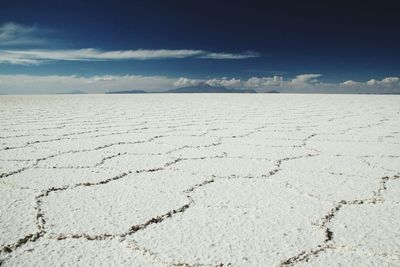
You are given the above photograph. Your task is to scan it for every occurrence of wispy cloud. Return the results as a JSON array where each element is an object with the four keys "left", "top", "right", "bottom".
[
  {"left": 0, "top": 48, "right": 260, "bottom": 65},
  {"left": 200, "top": 51, "right": 259, "bottom": 59},
  {"left": 0, "top": 22, "right": 48, "bottom": 46},
  {"left": 0, "top": 22, "right": 260, "bottom": 64},
  {"left": 0, "top": 49, "right": 202, "bottom": 64}
]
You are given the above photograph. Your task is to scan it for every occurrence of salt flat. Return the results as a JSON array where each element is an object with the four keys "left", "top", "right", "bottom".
[{"left": 0, "top": 94, "right": 399, "bottom": 267}]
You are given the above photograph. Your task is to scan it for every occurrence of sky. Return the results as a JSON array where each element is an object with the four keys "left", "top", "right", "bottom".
[{"left": 0, "top": 0, "right": 399, "bottom": 94}]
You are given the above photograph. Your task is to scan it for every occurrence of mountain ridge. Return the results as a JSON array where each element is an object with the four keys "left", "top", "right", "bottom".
[{"left": 106, "top": 83, "right": 259, "bottom": 94}]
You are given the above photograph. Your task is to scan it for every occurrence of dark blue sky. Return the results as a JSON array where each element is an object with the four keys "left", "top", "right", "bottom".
[{"left": 1, "top": 0, "right": 400, "bottom": 93}]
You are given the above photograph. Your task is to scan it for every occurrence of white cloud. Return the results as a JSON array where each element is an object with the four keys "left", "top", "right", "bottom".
[
  {"left": 341, "top": 80, "right": 362, "bottom": 86},
  {"left": 290, "top": 74, "right": 322, "bottom": 86},
  {"left": 0, "top": 48, "right": 261, "bottom": 65},
  {"left": 244, "top": 76, "right": 284, "bottom": 88},
  {"left": 0, "top": 22, "right": 47, "bottom": 46},
  {"left": 83, "top": 75, "right": 118, "bottom": 84},
  {"left": 366, "top": 77, "right": 400, "bottom": 87},
  {"left": 0, "top": 52, "right": 41, "bottom": 65},
  {"left": 364, "top": 77, "right": 400, "bottom": 88},
  {"left": 201, "top": 51, "right": 259, "bottom": 59},
  {"left": 207, "top": 74, "right": 400, "bottom": 93},
  {"left": 240, "top": 74, "right": 325, "bottom": 91},
  {"left": 173, "top": 77, "right": 243, "bottom": 88},
  {"left": 206, "top": 78, "right": 242, "bottom": 87},
  {"left": 0, "top": 74, "right": 177, "bottom": 94},
  {"left": 381, "top": 77, "right": 399, "bottom": 85},
  {"left": 170, "top": 74, "right": 325, "bottom": 92},
  {"left": 173, "top": 77, "right": 201, "bottom": 87},
  {"left": 366, "top": 79, "right": 378, "bottom": 86},
  {"left": 340, "top": 77, "right": 400, "bottom": 93},
  {"left": 1, "top": 73, "right": 399, "bottom": 94},
  {"left": 0, "top": 49, "right": 203, "bottom": 64},
  {"left": 0, "top": 22, "right": 260, "bottom": 64},
  {"left": 171, "top": 74, "right": 324, "bottom": 91}
]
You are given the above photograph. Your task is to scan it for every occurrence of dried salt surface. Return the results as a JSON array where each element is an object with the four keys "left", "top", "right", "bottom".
[
  {"left": 0, "top": 188, "right": 37, "bottom": 247},
  {"left": 42, "top": 171, "right": 203, "bottom": 236},
  {"left": 212, "top": 143, "right": 313, "bottom": 159},
  {"left": 384, "top": 179, "right": 400, "bottom": 204},
  {"left": 308, "top": 139, "right": 400, "bottom": 157},
  {"left": 168, "top": 157, "right": 276, "bottom": 178},
  {"left": 37, "top": 150, "right": 119, "bottom": 168},
  {"left": 362, "top": 156, "right": 400, "bottom": 174},
  {"left": 329, "top": 202, "right": 400, "bottom": 256},
  {"left": 100, "top": 153, "right": 176, "bottom": 171},
  {"left": 2, "top": 239, "right": 160, "bottom": 267},
  {"left": 296, "top": 249, "right": 400, "bottom": 267},
  {"left": 154, "top": 135, "right": 221, "bottom": 146},
  {"left": 103, "top": 142, "right": 177, "bottom": 155},
  {"left": 128, "top": 179, "right": 331, "bottom": 266},
  {"left": 0, "top": 160, "right": 33, "bottom": 175},
  {"left": 0, "top": 147, "right": 56, "bottom": 161},
  {"left": 2, "top": 168, "right": 123, "bottom": 191},
  {"left": 0, "top": 94, "right": 399, "bottom": 266},
  {"left": 271, "top": 154, "right": 388, "bottom": 202}
]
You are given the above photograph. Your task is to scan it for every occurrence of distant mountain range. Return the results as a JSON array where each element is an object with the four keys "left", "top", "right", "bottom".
[
  {"left": 106, "top": 83, "right": 263, "bottom": 94},
  {"left": 57, "top": 90, "right": 87, "bottom": 94},
  {"left": 106, "top": 90, "right": 147, "bottom": 94},
  {"left": 164, "top": 83, "right": 257, "bottom": 93}
]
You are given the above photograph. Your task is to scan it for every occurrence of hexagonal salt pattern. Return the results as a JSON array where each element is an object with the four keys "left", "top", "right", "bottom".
[{"left": 0, "top": 94, "right": 399, "bottom": 266}]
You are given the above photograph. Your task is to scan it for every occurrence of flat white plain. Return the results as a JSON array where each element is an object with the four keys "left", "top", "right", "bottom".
[{"left": 0, "top": 94, "right": 399, "bottom": 266}]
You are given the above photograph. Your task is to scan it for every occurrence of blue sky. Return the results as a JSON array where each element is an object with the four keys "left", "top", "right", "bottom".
[{"left": 0, "top": 0, "right": 399, "bottom": 94}]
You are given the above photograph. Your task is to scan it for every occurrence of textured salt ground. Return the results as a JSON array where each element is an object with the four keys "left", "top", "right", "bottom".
[
  {"left": 42, "top": 171, "right": 204, "bottom": 236},
  {"left": 295, "top": 250, "right": 400, "bottom": 267},
  {"left": 331, "top": 202, "right": 400, "bottom": 255},
  {"left": 0, "top": 187, "right": 37, "bottom": 247},
  {"left": 3, "top": 239, "right": 160, "bottom": 267},
  {"left": 0, "top": 160, "right": 33, "bottom": 175},
  {"left": 0, "top": 94, "right": 399, "bottom": 266},
  {"left": 2, "top": 168, "right": 124, "bottom": 191},
  {"left": 271, "top": 154, "right": 389, "bottom": 202},
  {"left": 128, "top": 179, "right": 332, "bottom": 266}
]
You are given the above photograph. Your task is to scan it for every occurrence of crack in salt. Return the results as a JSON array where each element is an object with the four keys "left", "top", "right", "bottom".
[{"left": 279, "top": 174, "right": 400, "bottom": 266}]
